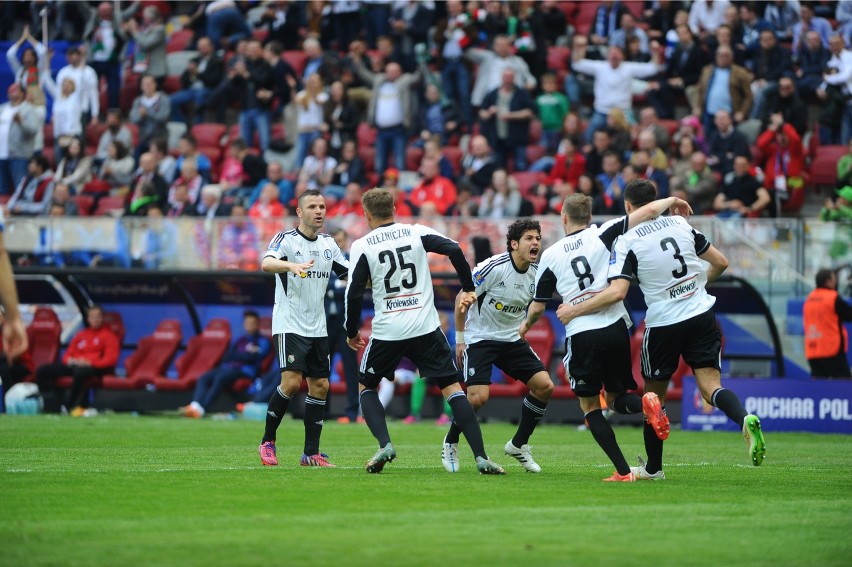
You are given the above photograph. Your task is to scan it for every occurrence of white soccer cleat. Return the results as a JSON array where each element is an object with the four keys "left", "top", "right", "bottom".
[
  {"left": 630, "top": 456, "right": 666, "bottom": 480},
  {"left": 441, "top": 435, "right": 460, "bottom": 473},
  {"left": 504, "top": 440, "right": 542, "bottom": 473}
]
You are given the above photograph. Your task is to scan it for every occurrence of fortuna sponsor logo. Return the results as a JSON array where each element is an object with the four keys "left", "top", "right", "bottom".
[
  {"left": 487, "top": 297, "right": 524, "bottom": 314},
  {"left": 386, "top": 296, "right": 421, "bottom": 310},
  {"left": 296, "top": 270, "right": 331, "bottom": 279},
  {"left": 635, "top": 216, "right": 681, "bottom": 237},
  {"left": 366, "top": 227, "right": 412, "bottom": 246},
  {"left": 667, "top": 276, "right": 697, "bottom": 299}
]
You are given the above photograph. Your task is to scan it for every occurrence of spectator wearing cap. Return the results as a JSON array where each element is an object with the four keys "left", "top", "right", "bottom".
[
  {"left": 821, "top": 185, "right": 852, "bottom": 221},
  {"left": 479, "top": 68, "right": 536, "bottom": 172},
  {"left": 56, "top": 45, "right": 99, "bottom": 126},
  {"left": 0, "top": 84, "right": 40, "bottom": 196},
  {"left": 382, "top": 169, "right": 414, "bottom": 217}
]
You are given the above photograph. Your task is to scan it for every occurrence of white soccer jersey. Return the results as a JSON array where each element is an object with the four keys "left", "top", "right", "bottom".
[
  {"left": 465, "top": 252, "right": 537, "bottom": 343},
  {"left": 345, "top": 222, "right": 475, "bottom": 341},
  {"left": 534, "top": 217, "right": 631, "bottom": 336},
  {"left": 264, "top": 228, "right": 349, "bottom": 337},
  {"left": 609, "top": 215, "right": 715, "bottom": 328}
]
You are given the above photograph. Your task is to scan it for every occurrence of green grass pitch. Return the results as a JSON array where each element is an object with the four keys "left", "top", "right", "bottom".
[{"left": 2, "top": 414, "right": 851, "bottom": 567}]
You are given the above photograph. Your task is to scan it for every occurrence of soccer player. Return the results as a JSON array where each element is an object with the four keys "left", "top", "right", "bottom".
[
  {"left": 441, "top": 219, "right": 553, "bottom": 474},
  {"left": 521, "top": 191, "right": 692, "bottom": 481},
  {"left": 0, "top": 205, "right": 27, "bottom": 359},
  {"left": 345, "top": 188, "right": 505, "bottom": 474},
  {"left": 557, "top": 179, "right": 766, "bottom": 479},
  {"left": 258, "top": 189, "right": 349, "bottom": 468}
]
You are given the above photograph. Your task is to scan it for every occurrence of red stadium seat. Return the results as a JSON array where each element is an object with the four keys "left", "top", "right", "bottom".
[
  {"left": 167, "top": 29, "right": 193, "bottom": 53},
  {"left": 546, "top": 46, "right": 571, "bottom": 72},
  {"left": 809, "top": 145, "right": 846, "bottom": 187},
  {"left": 282, "top": 50, "right": 308, "bottom": 76},
  {"left": 162, "top": 75, "right": 182, "bottom": 94},
  {"left": 405, "top": 146, "right": 424, "bottom": 171},
  {"left": 24, "top": 307, "right": 62, "bottom": 380},
  {"left": 101, "top": 312, "right": 126, "bottom": 344},
  {"left": 192, "top": 123, "right": 228, "bottom": 148},
  {"left": 42, "top": 123, "right": 54, "bottom": 146},
  {"left": 357, "top": 123, "right": 377, "bottom": 146},
  {"left": 94, "top": 196, "right": 126, "bottom": 216},
  {"left": 151, "top": 319, "right": 232, "bottom": 391},
  {"left": 511, "top": 171, "right": 546, "bottom": 196},
  {"left": 358, "top": 147, "right": 376, "bottom": 174},
  {"left": 75, "top": 195, "right": 95, "bottom": 216},
  {"left": 122, "top": 319, "right": 183, "bottom": 383},
  {"left": 83, "top": 179, "right": 111, "bottom": 194},
  {"left": 85, "top": 122, "right": 108, "bottom": 152},
  {"left": 441, "top": 146, "right": 463, "bottom": 177}
]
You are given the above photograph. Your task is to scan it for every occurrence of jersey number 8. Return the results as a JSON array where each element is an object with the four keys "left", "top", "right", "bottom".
[
  {"left": 378, "top": 245, "right": 418, "bottom": 293},
  {"left": 571, "top": 256, "right": 594, "bottom": 291}
]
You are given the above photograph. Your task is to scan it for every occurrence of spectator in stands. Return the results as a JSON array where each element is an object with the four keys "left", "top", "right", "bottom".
[
  {"left": 302, "top": 37, "right": 339, "bottom": 85},
  {"left": 671, "top": 136, "right": 698, "bottom": 179},
  {"left": 126, "top": 180, "right": 161, "bottom": 217},
  {"left": 422, "top": 137, "right": 455, "bottom": 181},
  {"left": 379, "top": 169, "right": 413, "bottom": 217},
  {"left": 205, "top": 38, "right": 249, "bottom": 123},
  {"left": 573, "top": 42, "right": 664, "bottom": 144},
  {"left": 633, "top": 130, "right": 669, "bottom": 172},
  {"left": 323, "top": 81, "right": 358, "bottom": 159},
  {"left": 256, "top": 2, "right": 301, "bottom": 50},
  {"left": 248, "top": 183, "right": 285, "bottom": 220},
  {"left": 351, "top": 53, "right": 421, "bottom": 176},
  {"left": 36, "top": 305, "right": 119, "bottom": 416},
  {"left": 183, "top": 310, "right": 271, "bottom": 418},
  {"left": 48, "top": 183, "right": 79, "bottom": 216},
  {"left": 796, "top": 30, "right": 831, "bottom": 99},
  {"left": 610, "top": 12, "right": 650, "bottom": 55},
  {"left": 479, "top": 168, "right": 532, "bottom": 219},
  {"left": 737, "top": 2, "right": 771, "bottom": 52},
  {"left": 590, "top": 0, "right": 628, "bottom": 49},
  {"left": 706, "top": 23, "right": 747, "bottom": 66},
  {"left": 129, "top": 152, "right": 167, "bottom": 209},
  {"left": 0, "top": 84, "right": 40, "bottom": 196},
  {"left": 839, "top": 1, "right": 852, "bottom": 46},
  {"left": 233, "top": 40, "right": 274, "bottom": 153},
  {"left": 748, "top": 29, "right": 793, "bottom": 122},
  {"left": 537, "top": 136, "right": 585, "bottom": 198},
  {"left": 202, "top": 1, "right": 250, "bottom": 50},
  {"left": 53, "top": 138, "right": 92, "bottom": 194},
  {"left": 803, "top": 268, "right": 852, "bottom": 378},
  {"left": 6, "top": 26, "right": 46, "bottom": 90},
  {"left": 84, "top": 2, "right": 127, "bottom": 110},
  {"left": 707, "top": 109, "right": 751, "bottom": 175},
  {"left": 793, "top": 2, "right": 832, "bottom": 52},
  {"left": 457, "top": 135, "right": 498, "bottom": 196},
  {"left": 695, "top": 46, "right": 753, "bottom": 138},
  {"left": 166, "top": 182, "right": 197, "bottom": 217},
  {"left": 760, "top": 75, "right": 808, "bottom": 136},
  {"left": 124, "top": 6, "right": 167, "bottom": 85},
  {"left": 409, "top": 156, "right": 457, "bottom": 215},
  {"left": 756, "top": 115, "right": 805, "bottom": 209},
  {"left": 536, "top": 73, "right": 570, "bottom": 153},
  {"left": 100, "top": 140, "right": 134, "bottom": 192},
  {"left": 647, "top": 24, "right": 706, "bottom": 120},
  {"left": 217, "top": 202, "right": 260, "bottom": 270},
  {"left": 673, "top": 114, "right": 707, "bottom": 152},
  {"left": 56, "top": 45, "right": 99, "bottom": 126},
  {"left": 24, "top": 83, "right": 47, "bottom": 159},
  {"left": 671, "top": 151, "right": 718, "bottom": 214},
  {"left": 765, "top": 0, "right": 801, "bottom": 42},
  {"left": 170, "top": 37, "right": 224, "bottom": 125},
  {"left": 195, "top": 184, "right": 229, "bottom": 223},
  {"left": 294, "top": 73, "right": 329, "bottom": 168},
  {"left": 606, "top": 108, "right": 633, "bottom": 157},
  {"left": 479, "top": 68, "right": 536, "bottom": 172},
  {"left": 820, "top": 34, "right": 852, "bottom": 144},
  {"left": 417, "top": 83, "right": 459, "bottom": 148},
  {"left": 467, "top": 34, "right": 537, "bottom": 109},
  {"left": 168, "top": 157, "right": 203, "bottom": 208},
  {"left": 631, "top": 148, "right": 670, "bottom": 197},
  {"left": 130, "top": 74, "right": 170, "bottom": 160},
  {"left": 174, "top": 135, "right": 211, "bottom": 184},
  {"left": 479, "top": 0, "right": 510, "bottom": 46},
  {"left": 689, "top": 0, "right": 731, "bottom": 38},
  {"left": 576, "top": 172, "right": 609, "bottom": 216},
  {"left": 597, "top": 151, "right": 625, "bottom": 214},
  {"left": 837, "top": 139, "right": 852, "bottom": 189},
  {"left": 264, "top": 41, "right": 299, "bottom": 120},
  {"left": 7, "top": 155, "right": 53, "bottom": 216},
  {"left": 391, "top": 0, "right": 434, "bottom": 72},
  {"left": 326, "top": 140, "right": 366, "bottom": 201},
  {"left": 327, "top": 182, "right": 365, "bottom": 218},
  {"left": 714, "top": 154, "right": 771, "bottom": 217},
  {"left": 41, "top": 71, "right": 84, "bottom": 160},
  {"left": 439, "top": 1, "right": 474, "bottom": 131},
  {"left": 245, "top": 162, "right": 291, "bottom": 209},
  {"left": 584, "top": 128, "right": 614, "bottom": 177},
  {"left": 96, "top": 110, "right": 133, "bottom": 165},
  {"left": 564, "top": 33, "right": 600, "bottom": 110},
  {"left": 296, "top": 137, "right": 336, "bottom": 197},
  {"left": 636, "top": 106, "right": 673, "bottom": 151},
  {"left": 821, "top": 185, "right": 852, "bottom": 221}
]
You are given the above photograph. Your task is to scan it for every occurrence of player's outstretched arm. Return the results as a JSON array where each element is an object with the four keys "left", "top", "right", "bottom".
[
  {"left": 0, "top": 230, "right": 27, "bottom": 359},
  {"left": 555, "top": 278, "right": 630, "bottom": 325},
  {"left": 626, "top": 196, "right": 693, "bottom": 229},
  {"left": 261, "top": 256, "right": 314, "bottom": 276},
  {"left": 520, "top": 301, "right": 546, "bottom": 339},
  {"left": 699, "top": 244, "right": 729, "bottom": 283}
]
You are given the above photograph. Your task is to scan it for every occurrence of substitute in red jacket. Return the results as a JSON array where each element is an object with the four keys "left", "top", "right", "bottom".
[
  {"left": 804, "top": 269, "right": 852, "bottom": 378},
  {"left": 36, "top": 305, "right": 120, "bottom": 415},
  {"left": 409, "top": 157, "right": 458, "bottom": 215}
]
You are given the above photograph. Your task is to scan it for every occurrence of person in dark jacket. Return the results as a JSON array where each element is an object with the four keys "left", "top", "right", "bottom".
[
  {"left": 232, "top": 40, "right": 274, "bottom": 151},
  {"left": 748, "top": 29, "right": 793, "bottom": 120},
  {"left": 759, "top": 75, "right": 808, "bottom": 135},
  {"left": 479, "top": 68, "right": 536, "bottom": 171},
  {"left": 184, "top": 311, "right": 271, "bottom": 417},
  {"left": 169, "top": 36, "right": 224, "bottom": 124},
  {"left": 323, "top": 81, "right": 359, "bottom": 158},
  {"left": 647, "top": 24, "right": 705, "bottom": 119},
  {"left": 795, "top": 30, "right": 831, "bottom": 99}
]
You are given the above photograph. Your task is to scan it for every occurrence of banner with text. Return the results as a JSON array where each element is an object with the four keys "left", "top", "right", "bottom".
[{"left": 681, "top": 377, "right": 852, "bottom": 434}]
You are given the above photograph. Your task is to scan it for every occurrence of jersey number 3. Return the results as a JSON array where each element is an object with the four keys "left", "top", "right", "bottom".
[
  {"left": 378, "top": 245, "right": 418, "bottom": 293},
  {"left": 571, "top": 256, "right": 594, "bottom": 291},
  {"left": 660, "top": 237, "right": 688, "bottom": 278}
]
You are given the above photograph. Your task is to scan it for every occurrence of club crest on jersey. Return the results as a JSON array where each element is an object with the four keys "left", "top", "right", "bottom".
[
  {"left": 473, "top": 271, "right": 485, "bottom": 285},
  {"left": 268, "top": 242, "right": 280, "bottom": 251},
  {"left": 468, "top": 368, "right": 475, "bottom": 376},
  {"left": 609, "top": 249, "right": 617, "bottom": 265},
  {"left": 287, "top": 355, "right": 295, "bottom": 363},
  {"left": 324, "top": 249, "right": 332, "bottom": 260}
]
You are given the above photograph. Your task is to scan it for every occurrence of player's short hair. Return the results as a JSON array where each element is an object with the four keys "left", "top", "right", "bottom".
[
  {"left": 243, "top": 309, "right": 260, "bottom": 320},
  {"left": 624, "top": 178, "right": 657, "bottom": 208},
  {"left": 561, "top": 193, "right": 592, "bottom": 224},
  {"left": 505, "top": 218, "right": 541, "bottom": 253},
  {"left": 297, "top": 189, "right": 323, "bottom": 208},
  {"left": 815, "top": 268, "right": 836, "bottom": 289},
  {"left": 361, "top": 188, "right": 395, "bottom": 219}
]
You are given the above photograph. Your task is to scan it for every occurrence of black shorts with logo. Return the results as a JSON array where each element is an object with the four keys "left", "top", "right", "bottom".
[
  {"left": 274, "top": 333, "right": 330, "bottom": 378},
  {"left": 359, "top": 327, "right": 460, "bottom": 390},
  {"left": 641, "top": 309, "right": 722, "bottom": 381},
  {"left": 564, "top": 318, "right": 637, "bottom": 398},
  {"left": 462, "top": 339, "right": 547, "bottom": 386}
]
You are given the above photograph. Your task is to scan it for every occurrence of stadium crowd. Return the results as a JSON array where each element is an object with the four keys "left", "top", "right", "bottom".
[{"left": 1, "top": 0, "right": 852, "bottom": 252}]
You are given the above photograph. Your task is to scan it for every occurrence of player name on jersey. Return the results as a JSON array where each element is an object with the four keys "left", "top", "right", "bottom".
[
  {"left": 633, "top": 216, "right": 682, "bottom": 238},
  {"left": 366, "top": 227, "right": 412, "bottom": 246}
]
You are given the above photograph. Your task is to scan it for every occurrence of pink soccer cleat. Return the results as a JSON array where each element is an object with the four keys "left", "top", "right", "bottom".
[{"left": 259, "top": 441, "right": 278, "bottom": 466}]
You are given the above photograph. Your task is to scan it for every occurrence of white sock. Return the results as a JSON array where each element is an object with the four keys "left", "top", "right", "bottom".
[
  {"left": 190, "top": 401, "right": 205, "bottom": 416},
  {"left": 378, "top": 378, "right": 395, "bottom": 408}
]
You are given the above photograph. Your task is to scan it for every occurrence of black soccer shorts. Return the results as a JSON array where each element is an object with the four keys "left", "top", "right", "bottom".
[
  {"left": 462, "top": 339, "right": 547, "bottom": 387},
  {"left": 563, "top": 318, "right": 637, "bottom": 398},
  {"left": 359, "top": 327, "right": 460, "bottom": 390},
  {"left": 640, "top": 309, "right": 722, "bottom": 381},
  {"left": 274, "top": 333, "right": 331, "bottom": 378}
]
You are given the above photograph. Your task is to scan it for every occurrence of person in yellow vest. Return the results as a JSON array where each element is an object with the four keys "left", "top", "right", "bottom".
[{"left": 804, "top": 269, "right": 852, "bottom": 378}]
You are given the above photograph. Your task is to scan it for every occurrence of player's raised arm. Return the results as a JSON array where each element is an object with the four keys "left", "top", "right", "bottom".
[
  {"left": 626, "top": 196, "right": 693, "bottom": 229},
  {"left": 699, "top": 244, "right": 729, "bottom": 283}
]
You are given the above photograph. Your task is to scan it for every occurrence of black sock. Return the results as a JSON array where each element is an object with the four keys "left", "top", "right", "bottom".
[
  {"left": 445, "top": 419, "right": 462, "bottom": 444},
  {"left": 262, "top": 386, "right": 290, "bottom": 443},
  {"left": 643, "top": 421, "right": 664, "bottom": 474},
  {"left": 711, "top": 388, "right": 748, "bottom": 427},
  {"left": 585, "top": 409, "right": 630, "bottom": 475},
  {"left": 511, "top": 394, "right": 547, "bottom": 447},
  {"left": 303, "top": 395, "right": 326, "bottom": 455},
  {"left": 447, "top": 391, "right": 487, "bottom": 460},
  {"left": 360, "top": 389, "right": 391, "bottom": 446},
  {"left": 612, "top": 392, "right": 643, "bottom": 414}
]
